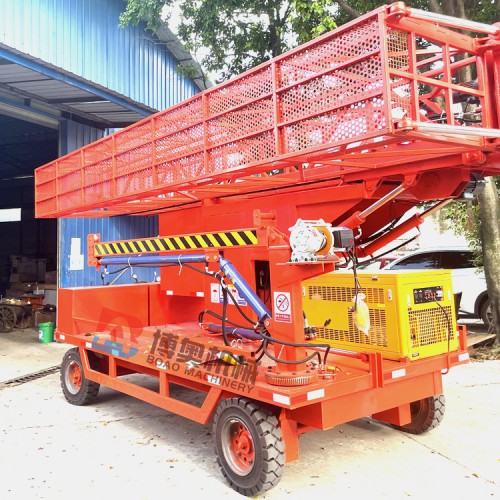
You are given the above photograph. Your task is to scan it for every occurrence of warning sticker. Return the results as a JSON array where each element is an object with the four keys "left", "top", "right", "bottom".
[
  {"left": 210, "top": 283, "right": 247, "bottom": 306},
  {"left": 274, "top": 291, "right": 292, "bottom": 323}
]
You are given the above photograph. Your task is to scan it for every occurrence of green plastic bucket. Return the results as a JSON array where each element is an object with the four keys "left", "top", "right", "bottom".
[{"left": 38, "top": 322, "right": 55, "bottom": 343}]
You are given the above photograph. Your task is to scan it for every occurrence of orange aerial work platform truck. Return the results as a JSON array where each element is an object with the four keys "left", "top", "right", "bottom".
[{"left": 35, "top": 3, "right": 500, "bottom": 495}]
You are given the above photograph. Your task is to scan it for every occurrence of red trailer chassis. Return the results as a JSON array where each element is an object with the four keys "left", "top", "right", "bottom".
[{"left": 35, "top": 3, "right": 500, "bottom": 495}]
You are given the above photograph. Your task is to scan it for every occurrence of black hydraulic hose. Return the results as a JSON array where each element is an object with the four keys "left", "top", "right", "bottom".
[
  {"left": 261, "top": 337, "right": 322, "bottom": 365},
  {"left": 130, "top": 259, "right": 333, "bottom": 365}
]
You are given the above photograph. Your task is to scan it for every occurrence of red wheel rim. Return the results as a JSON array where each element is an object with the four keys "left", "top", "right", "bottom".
[
  {"left": 65, "top": 360, "right": 82, "bottom": 394},
  {"left": 221, "top": 418, "right": 255, "bottom": 476}
]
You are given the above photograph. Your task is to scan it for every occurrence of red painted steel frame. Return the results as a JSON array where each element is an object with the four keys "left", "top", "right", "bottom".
[
  {"left": 35, "top": 2, "right": 500, "bottom": 219},
  {"left": 54, "top": 214, "right": 470, "bottom": 462},
  {"left": 36, "top": 1, "right": 495, "bottom": 471},
  {"left": 55, "top": 282, "right": 469, "bottom": 463}
]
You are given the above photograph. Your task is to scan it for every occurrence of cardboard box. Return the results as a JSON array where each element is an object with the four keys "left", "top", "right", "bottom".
[
  {"left": 35, "top": 311, "right": 56, "bottom": 326},
  {"left": 8, "top": 282, "right": 36, "bottom": 293},
  {"left": 44, "top": 271, "right": 57, "bottom": 284}
]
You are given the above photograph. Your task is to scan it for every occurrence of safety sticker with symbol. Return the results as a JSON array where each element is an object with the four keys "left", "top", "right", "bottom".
[
  {"left": 274, "top": 291, "right": 292, "bottom": 323},
  {"left": 210, "top": 283, "right": 247, "bottom": 306}
]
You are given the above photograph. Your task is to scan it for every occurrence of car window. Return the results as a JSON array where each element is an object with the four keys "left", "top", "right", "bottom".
[
  {"left": 439, "top": 251, "right": 475, "bottom": 269},
  {"left": 390, "top": 252, "right": 439, "bottom": 270}
]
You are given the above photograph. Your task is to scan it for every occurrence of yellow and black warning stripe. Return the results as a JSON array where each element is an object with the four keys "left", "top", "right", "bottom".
[{"left": 94, "top": 229, "right": 258, "bottom": 256}]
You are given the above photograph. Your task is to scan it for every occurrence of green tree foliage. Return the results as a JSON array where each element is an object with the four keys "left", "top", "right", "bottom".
[
  {"left": 119, "top": 0, "right": 165, "bottom": 32},
  {"left": 332, "top": 1, "right": 500, "bottom": 24},
  {"left": 440, "top": 178, "right": 500, "bottom": 267},
  {"left": 120, "top": 0, "right": 337, "bottom": 82}
]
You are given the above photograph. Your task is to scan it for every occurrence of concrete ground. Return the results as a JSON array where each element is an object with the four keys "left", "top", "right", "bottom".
[{"left": 1, "top": 325, "right": 499, "bottom": 499}]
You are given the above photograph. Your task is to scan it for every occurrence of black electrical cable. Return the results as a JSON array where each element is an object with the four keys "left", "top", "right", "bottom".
[
  {"left": 376, "top": 233, "right": 420, "bottom": 259},
  {"left": 101, "top": 262, "right": 179, "bottom": 285},
  {"left": 338, "top": 251, "right": 352, "bottom": 269},
  {"left": 216, "top": 276, "right": 330, "bottom": 365},
  {"left": 254, "top": 345, "right": 266, "bottom": 363},
  {"left": 211, "top": 268, "right": 335, "bottom": 365},
  {"left": 252, "top": 322, "right": 331, "bottom": 365},
  {"left": 360, "top": 214, "right": 403, "bottom": 244},
  {"left": 220, "top": 284, "right": 231, "bottom": 346},
  {"left": 433, "top": 298, "right": 453, "bottom": 375},
  {"left": 260, "top": 338, "right": 322, "bottom": 365},
  {"left": 198, "top": 309, "right": 252, "bottom": 331},
  {"left": 103, "top": 265, "right": 129, "bottom": 275},
  {"left": 166, "top": 262, "right": 265, "bottom": 332},
  {"left": 123, "top": 258, "right": 333, "bottom": 366},
  {"left": 349, "top": 246, "right": 362, "bottom": 313},
  {"left": 352, "top": 198, "right": 415, "bottom": 247},
  {"left": 360, "top": 233, "right": 420, "bottom": 266}
]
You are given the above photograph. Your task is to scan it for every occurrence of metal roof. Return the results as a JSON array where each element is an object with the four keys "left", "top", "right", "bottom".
[
  {"left": 0, "top": 0, "right": 205, "bottom": 127},
  {"left": 155, "top": 24, "right": 211, "bottom": 91},
  {"left": 0, "top": 0, "right": 204, "bottom": 191},
  {"left": 0, "top": 44, "right": 156, "bottom": 129}
]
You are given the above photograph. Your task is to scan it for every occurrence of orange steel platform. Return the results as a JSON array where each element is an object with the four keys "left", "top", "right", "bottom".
[{"left": 55, "top": 282, "right": 470, "bottom": 464}]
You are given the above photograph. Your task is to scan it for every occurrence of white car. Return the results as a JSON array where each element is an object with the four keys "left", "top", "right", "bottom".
[{"left": 382, "top": 247, "right": 491, "bottom": 325}]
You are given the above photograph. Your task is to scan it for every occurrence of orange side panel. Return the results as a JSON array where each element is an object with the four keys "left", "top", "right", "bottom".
[
  {"left": 148, "top": 283, "right": 205, "bottom": 324},
  {"left": 57, "top": 284, "right": 151, "bottom": 336},
  {"left": 290, "top": 371, "right": 443, "bottom": 429}
]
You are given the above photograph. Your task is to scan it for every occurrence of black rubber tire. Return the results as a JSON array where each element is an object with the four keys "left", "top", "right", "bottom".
[
  {"left": 394, "top": 395, "right": 445, "bottom": 435},
  {"left": 480, "top": 298, "right": 492, "bottom": 327},
  {"left": 60, "top": 348, "right": 100, "bottom": 406},
  {"left": 213, "top": 397, "right": 285, "bottom": 496}
]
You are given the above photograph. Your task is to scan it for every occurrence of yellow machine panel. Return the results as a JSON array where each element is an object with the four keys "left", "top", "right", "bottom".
[{"left": 303, "top": 270, "right": 458, "bottom": 361}]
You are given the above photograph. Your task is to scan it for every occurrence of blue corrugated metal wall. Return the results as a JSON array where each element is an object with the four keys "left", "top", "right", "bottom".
[
  {"left": 59, "top": 214, "right": 159, "bottom": 288},
  {"left": 58, "top": 121, "right": 160, "bottom": 288},
  {"left": 0, "top": 0, "right": 198, "bottom": 110},
  {"left": 0, "top": 1, "right": 200, "bottom": 288}
]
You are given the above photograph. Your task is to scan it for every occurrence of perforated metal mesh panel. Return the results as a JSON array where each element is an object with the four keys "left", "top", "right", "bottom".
[
  {"left": 303, "top": 271, "right": 458, "bottom": 360},
  {"left": 387, "top": 29, "right": 413, "bottom": 119},
  {"left": 315, "top": 309, "right": 388, "bottom": 347},
  {"left": 308, "top": 285, "right": 385, "bottom": 304},
  {"left": 409, "top": 306, "right": 455, "bottom": 347},
  {"left": 35, "top": 6, "right": 496, "bottom": 218}
]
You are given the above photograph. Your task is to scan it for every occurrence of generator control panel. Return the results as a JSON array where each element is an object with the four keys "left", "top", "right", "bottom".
[{"left": 413, "top": 286, "right": 443, "bottom": 304}]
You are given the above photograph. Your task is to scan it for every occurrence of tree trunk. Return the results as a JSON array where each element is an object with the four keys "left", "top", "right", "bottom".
[{"left": 477, "top": 177, "right": 500, "bottom": 347}]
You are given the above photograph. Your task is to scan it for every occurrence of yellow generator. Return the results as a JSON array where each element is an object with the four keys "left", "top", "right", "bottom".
[{"left": 303, "top": 270, "right": 458, "bottom": 361}]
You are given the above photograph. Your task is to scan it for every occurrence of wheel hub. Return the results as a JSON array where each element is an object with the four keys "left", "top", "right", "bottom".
[
  {"left": 0, "top": 305, "right": 16, "bottom": 332},
  {"left": 232, "top": 424, "right": 254, "bottom": 464},
  {"left": 65, "top": 360, "right": 82, "bottom": 394},
  {"left": 222, "top": 418, "right": 255, "bottom": 476}
]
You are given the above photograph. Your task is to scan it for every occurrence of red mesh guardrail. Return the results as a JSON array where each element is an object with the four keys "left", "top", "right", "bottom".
[{"left": 35, "top": 3, "right": 500, "bottom": 218}]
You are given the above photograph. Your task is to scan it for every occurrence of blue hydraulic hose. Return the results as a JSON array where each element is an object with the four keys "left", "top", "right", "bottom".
[
  {"left": 100, "top": 253, "right": 207, "bottom": 266},
  {"left": 99, "top": 253, "right": 272, "bottom": 324}
]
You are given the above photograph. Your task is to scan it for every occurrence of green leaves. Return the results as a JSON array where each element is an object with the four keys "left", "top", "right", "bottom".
[
  {"left": 120, "top": 0, "right": 338, "bottom": 82},
  {"left": 119, "top": 1, "right": 500, "bottom": 83},
  {"left": 119, "top": 0, "right": 169, "bottom": 33}
]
